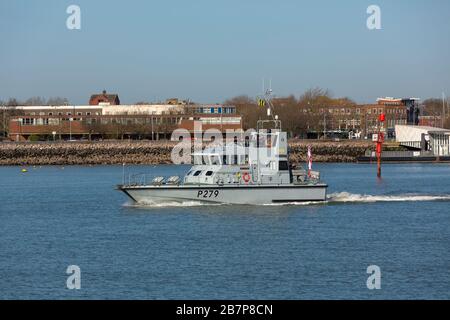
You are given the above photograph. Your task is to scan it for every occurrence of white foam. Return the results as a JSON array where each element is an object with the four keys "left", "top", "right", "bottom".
[
  {"left": 327, "top": 192, "right": 450, "bottom": 203},
  {"left": 123, "top": 200, "right": 224, "bottom": 208},
  {"left": 262, "top": 201, "right": 326, "bottom": 206},
  {"left": 123, "top": 192, "right": 450, "bottom": 208}
]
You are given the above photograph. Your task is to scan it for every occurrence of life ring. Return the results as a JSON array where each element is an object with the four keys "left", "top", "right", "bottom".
[{"left": 242, "top": 172, "right": 251, "bottom": 183}]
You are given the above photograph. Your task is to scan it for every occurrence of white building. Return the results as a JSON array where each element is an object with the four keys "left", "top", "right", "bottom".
[
  {"left": 102, "top": 104, "right": 185, "bottom": 116},
  {"left": 395, "top": 125, "right": 450, "bottom": 156}
]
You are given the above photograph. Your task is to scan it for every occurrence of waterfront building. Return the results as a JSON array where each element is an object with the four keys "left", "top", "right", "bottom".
[
  {"left": 395, "top": 125, "right": 450, "bottom": 156},
  {"left": 89, "top": 90, "right": 120, "bottom": 105},
  {"left": 376, "top": 97, "right": 420, "bottom": 125},
  {"left": 8, "top": 97, "right": 241, "bottom": 141},
  {"left": 418, "top": 115, "right": 442, "bottom": 128},
  {"left": 298, "top": 100, "right": 408, "bottom": 139}
]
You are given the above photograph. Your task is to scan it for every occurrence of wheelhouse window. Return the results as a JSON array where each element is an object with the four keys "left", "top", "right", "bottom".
[
  {"left": 193, "top": 171, "right": 202, "bottom": 176},
  {"left": 279, "top": 161, "right": 289, "bottom": 171},
  {"left": 205, "top": 171, "right": 213, "bottom": 176}
]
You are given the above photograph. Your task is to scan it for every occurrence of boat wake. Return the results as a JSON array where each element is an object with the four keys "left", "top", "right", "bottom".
[
  {"left": 122, "top": 192, "right": 450, "bottom": 208},
  {"left": 327, "top": 192, "right": 450, "bottom": 204},
  {"left": 262, "top": 192, "right": 450, "bottom": 206},
  {"left": 123, "top": 200, "right": 225, "bottom": 208}
]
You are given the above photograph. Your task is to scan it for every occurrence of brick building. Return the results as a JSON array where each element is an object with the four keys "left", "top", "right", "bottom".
[
  {"left": 8, "top": 100, "right": 241, "bottom": 141},
  {"left": 419, "top": 115, "right": 442, "bottom": 128},
  {"left": 376, "top": 97, "right": 420, "bottom": 125},
  {"left": 89, "top": 90, "right": 120, "bottom": 105},
  {"left": 299, "top": 99, "right": 408, "bottom": 138}
]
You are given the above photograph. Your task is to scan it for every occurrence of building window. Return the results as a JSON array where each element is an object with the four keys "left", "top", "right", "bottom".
[
  {"left": 49, "top": 118, "right": 59, "bottom": 125},
  {"left": 22, "top": 118, "right": 34, "bottom": 125},
  {"left": 279, "top": 161, "right": 289, "bottom": 171}
]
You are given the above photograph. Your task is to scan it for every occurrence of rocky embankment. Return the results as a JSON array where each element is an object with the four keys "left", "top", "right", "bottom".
[
  {"left": 0, "top": 141, "right": 174, "bottom": 166},
  {"left": 0, "top": 140, "right": 377, "bottom": 166},
  {"left": 289, "top": 140, "right": 374, "bottom": 163}
]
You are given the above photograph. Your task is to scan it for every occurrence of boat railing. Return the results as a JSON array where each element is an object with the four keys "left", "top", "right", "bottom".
[
  {"left": 123, "top": 173, "right": 181, "bottom": 187},
  {"left": 291, "top": 169, "right": 321, "bottom": 185}
]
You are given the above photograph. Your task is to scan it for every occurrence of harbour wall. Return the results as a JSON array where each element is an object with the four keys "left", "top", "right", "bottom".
[{"left": 0, "top": 140, "right": 380, "bottom": 166}]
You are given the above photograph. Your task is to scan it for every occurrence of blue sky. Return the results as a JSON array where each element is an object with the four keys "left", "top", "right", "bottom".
[{"left": 1, "top": 0, "right": 449, "bottom": 104}]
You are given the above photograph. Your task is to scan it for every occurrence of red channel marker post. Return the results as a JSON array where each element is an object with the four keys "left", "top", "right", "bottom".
[{"left": 376, "top": 113, "right": 386, "bottom": 178}]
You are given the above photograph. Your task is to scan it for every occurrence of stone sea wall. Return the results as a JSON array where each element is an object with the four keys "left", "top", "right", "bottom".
[
  {"left": 289, "top": 141, "right": 374, "bottom": 163},
  {"left": 0, "top": 140, "right": 376, "bottom": 166}
]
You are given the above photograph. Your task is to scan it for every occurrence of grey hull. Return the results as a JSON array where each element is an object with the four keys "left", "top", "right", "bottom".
[{"left": 119, "top": 184, "right": 328, "bottom": 205}]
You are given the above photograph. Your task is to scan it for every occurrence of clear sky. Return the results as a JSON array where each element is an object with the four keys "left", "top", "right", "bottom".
[{"left": 1, "top": 0, "right": 449, "bottom": 104}]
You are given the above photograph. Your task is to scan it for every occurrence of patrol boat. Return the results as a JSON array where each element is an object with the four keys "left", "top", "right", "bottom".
[{"left": 118, "top": 96, "right": 328, "bottom": 205}]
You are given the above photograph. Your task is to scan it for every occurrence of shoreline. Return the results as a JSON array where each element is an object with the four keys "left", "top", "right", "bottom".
[{"left": 1, "top": 140, "right": 379, "bottom": 166}]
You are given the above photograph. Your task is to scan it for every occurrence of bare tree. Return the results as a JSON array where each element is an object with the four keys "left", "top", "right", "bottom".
[
  {"left": 0, "top": 106, "right": 24, "bottom": 138},
  {"left": 422, "top": 98, "right": 446, "bottom": 127},
  {"left": 298, "top": 87, "right": 333, "bottom": 106},
  {"left": 225, "top": 95, "right": 265, "bottom": 130},
  {"left": 422, "top": 99, "right": 444, "bottom": 116},
  {"left": 6, "top": 98, "right": 20, "bottom": 106},
  {"left": 47, "top": 97, "right": 69, "bottom": 105},
  {"left": 24, "top": 96, "right": 46, "bottom": 106}
]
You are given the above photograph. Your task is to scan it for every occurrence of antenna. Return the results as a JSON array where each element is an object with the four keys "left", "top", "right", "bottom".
[
  {"left": 441, "top": 92, "right": 448, "bottom": 128},
  {"left": 443, "top": 92, "right": 446, "bottom": 128},
  {"left": 256, "top": 80, "right": 281, "bottom": 131}
]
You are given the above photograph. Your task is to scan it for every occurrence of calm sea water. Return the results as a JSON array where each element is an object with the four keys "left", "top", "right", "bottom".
[{"left": 0, "top": 163, "right": 449, "bottom": 300}]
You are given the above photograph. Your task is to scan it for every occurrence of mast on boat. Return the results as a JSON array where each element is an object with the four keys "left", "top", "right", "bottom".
[{"left": 257, "top": 80, "right": 281, "bottom": 132}]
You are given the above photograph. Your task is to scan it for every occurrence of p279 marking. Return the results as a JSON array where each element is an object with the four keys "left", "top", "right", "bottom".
[{"left": 197, "top": 190, "right": 220, "bottom": 198}]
